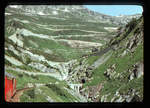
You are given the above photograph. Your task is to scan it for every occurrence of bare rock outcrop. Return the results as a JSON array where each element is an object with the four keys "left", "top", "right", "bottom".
[{"left": 128, "top": 62, "right": 144, "bottom": 81}]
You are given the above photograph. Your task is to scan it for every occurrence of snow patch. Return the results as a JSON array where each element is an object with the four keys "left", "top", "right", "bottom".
[
  {"left": 104, "top": 27, "right": 118, "bottom": 32},
  {"left": 5, "top": 13, "right": 12, "bottom": 15},
  {"left": 9, "top": 5, "right": 18, "bottom": 8},
  {"left": 52, "top": 11, "right": 58, "bottom": 15},
  {"left": 64, "top": 8, "right": 70, "bottom": 12},
  {"left": 104, "top": 27, "right": 118, "bottom": 30},
  {"left": 38, "top": 11, "right": 45, "bottom": 15}
]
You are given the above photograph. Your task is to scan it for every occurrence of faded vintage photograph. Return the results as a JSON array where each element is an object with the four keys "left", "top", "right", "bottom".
[{"left": 5, "top": 5, "right": 143, "bottom": 102}]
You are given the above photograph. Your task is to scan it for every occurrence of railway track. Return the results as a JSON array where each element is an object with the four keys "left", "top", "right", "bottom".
[{"left": 10, "top": 87, "right": 34, "bottom": 102}]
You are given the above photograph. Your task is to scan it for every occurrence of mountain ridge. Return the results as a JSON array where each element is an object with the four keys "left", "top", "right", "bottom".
[{"left": 7, "top": 5, "right": 142, "bottom": 25}]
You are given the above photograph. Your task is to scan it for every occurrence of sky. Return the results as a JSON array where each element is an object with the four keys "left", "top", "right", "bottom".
[{"left": 84, "top": 5, "right": 143, "bottom": 16}]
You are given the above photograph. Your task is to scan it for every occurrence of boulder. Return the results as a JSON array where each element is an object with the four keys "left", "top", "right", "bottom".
[
  {"left": 111, "top": 64, "right": 116, "bottom": 69},
  {"left": 136, "top": 63, "right": 143, "bottom": 78},
  {"left": 27, "top": 83, "right": 34, "bottom": 88},
  {"left": 131, "top": 94, "right": 141, "bottom": 102},
  {"left": 121, "top": 50, "right": 127, "bottom": 57},
  {"left": 128, "top": 62, "right": 143, "bottom": 81},
  {"left": 104, "top": 64, "right": 119, "bottom": 79},
  {"left": 129, "top": 72, "right": 134, "bottom": 81}
]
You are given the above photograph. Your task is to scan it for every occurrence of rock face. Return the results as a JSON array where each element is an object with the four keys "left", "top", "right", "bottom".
[
  {"left": 128, "top": 62, "right": 144, "bottom": 81},
  {"left": 114, "top": 14, "right": 142, "bottom": 25},
  {"left": 28, "top": 62, "right": 57, "bottom": 73},
  {"left": 136, "top": 62, "right": 144, "bottom": 78},
  {"left": 7, "top": 5, "right": 141, "bottom": 25},
  {"left": 28, "top": 59, "right": 79, "bottom": 80},
  {"left": 9, "top": 33, "right": 24, "bottom": 47},
  {"left": 103, "top": 64, "right": 121, "bottom": 80},
  {"left": 5, "top": 55, "right": 23, "bottom": 66},
  {"left": 111, "top": 88, "right": 142, "bottom": 102},
  {"left": 126, "top": 33, "right": 143, "bottom": 53},
  {"left": 87, "top": 83, "right": 103, "bottom": 102},
  {"left": 100, "top": 93, "right": 111, "bottom": 102},
  {"left": 85, "top": 17, "right": 143, "bottom": 102}
]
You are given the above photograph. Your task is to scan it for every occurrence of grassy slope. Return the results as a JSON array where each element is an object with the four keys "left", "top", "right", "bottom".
[
  {"left": 5, "top": 7, "right": 117, "bottom": 37},
  {"left": 20, "top": 85, "right": 79, "bottom": 102},
  {"left": 23, "top": 36, "right": 85, "bottom": 62},
  {"left": 5, "top": 7, "right": 126, "bottom": 102},
  {"left": 5, "top": 69, "right": 59, "bottom": 89},
  {"left": 83, "top": 17, "right": 143, "bottom": 101}
]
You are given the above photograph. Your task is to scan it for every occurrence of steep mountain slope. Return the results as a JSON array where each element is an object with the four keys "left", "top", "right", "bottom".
[
  {"left": 80, "top": 16, "right": 144, "bottom": 102},
  {"left": 5, "top": 5, "right": 143, "bottom": 102},
  {"left": 7, "top": 5, "right": 141, "bottom": 25}
]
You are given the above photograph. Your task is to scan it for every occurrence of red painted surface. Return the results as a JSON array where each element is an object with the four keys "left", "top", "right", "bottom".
[{"left": 5, "top": 76, "right": 16, "bottom": 101}]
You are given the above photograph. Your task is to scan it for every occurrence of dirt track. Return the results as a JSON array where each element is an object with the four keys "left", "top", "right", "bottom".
[{"left": 10, "top": 87, "right": 34, "bottom": 102}]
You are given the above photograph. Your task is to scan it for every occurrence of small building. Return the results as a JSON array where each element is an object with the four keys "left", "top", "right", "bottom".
[{"left": 5, "top": 72, "right": 16, "bottom": 102}]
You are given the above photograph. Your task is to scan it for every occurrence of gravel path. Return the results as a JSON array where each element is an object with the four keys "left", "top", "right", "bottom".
[
  {"left": 10, "top": 87, "right": 34, "bottom": 102},
  {"left": 91, "top": 51, "right": 112, "bottom": 69},
  {"left": 57, "top": 39, "right": 102, "bottom": 48}
]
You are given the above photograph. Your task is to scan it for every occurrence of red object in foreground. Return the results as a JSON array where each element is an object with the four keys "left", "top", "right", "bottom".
[{"left": 5, "top": 72, "right": 16, "bottom": 102}]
